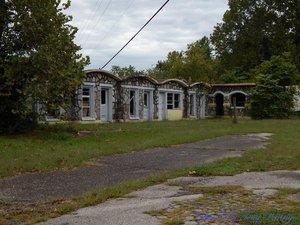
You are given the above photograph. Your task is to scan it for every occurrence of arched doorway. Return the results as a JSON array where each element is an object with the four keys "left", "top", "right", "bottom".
[{"left": 215, "top": 93, "right": 224, "bottom": 116}]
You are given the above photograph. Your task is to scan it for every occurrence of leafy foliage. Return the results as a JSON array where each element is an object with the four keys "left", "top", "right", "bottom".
[
  {"left": 151, "top": 37, "right": 216, "bottom": 83},
  {"left": 110, "top": 65, "right": 144, "bottom": 78},
  {"left": 211, "top": 0, "right": 300, "bottom": 75},
  {"left": 250, "top": 56, "right": 299, "bottom": 119},
  {"left": 0, "top": 0, "right": 89, "bottom": 133},
  {"left": 219, "top": 68, "right": 252, "bottom": 83}
]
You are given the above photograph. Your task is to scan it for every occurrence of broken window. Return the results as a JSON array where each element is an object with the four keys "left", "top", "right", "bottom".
[
  {"left": 82, "top": 86, "right": 92, "bottom": 117},
  {"left": 167, "top": 93, "right": 181, "bottom": 109}
]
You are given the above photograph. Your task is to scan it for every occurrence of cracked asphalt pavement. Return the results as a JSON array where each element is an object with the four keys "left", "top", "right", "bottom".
[{"left": 0, "top": 133, "right": 271, "bottom": 202}]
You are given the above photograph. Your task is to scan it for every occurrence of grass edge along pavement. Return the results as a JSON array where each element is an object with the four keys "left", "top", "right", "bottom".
[
  {"left": 0, "top": 119, "right": 300, "bottom": 224},
  {"left": 0, "top": 169, "right": 195, "bottom": 225},
  {"left": 1, "top": 119, "right": 300, "bottom": 178}
]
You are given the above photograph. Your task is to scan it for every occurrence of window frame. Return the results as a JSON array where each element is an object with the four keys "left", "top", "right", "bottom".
[
  {"left": 167, "top": 92, "right": 181, "bottom": 110},
  {"left": 230, "top": 93, "right": 246, "bottom": 108},
  {"left": 129, "top": 89, "right": 138, "bottom": 118},
  {"left": 81, "top": 84, "right": 95, "bottom": 120}
]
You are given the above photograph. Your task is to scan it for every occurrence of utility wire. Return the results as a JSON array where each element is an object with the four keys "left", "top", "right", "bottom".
[
  {"left": 101, "top": 0, "right": 170, "bottom": 69},
  {"left": 82, "top": 0, "right": 113, "bottom": 45},
  {"left": 76, "top": 0, "right": 105, "bottom": 39},
  {"left": 99, "top": 0, "right": 136, "bottom": 42}
]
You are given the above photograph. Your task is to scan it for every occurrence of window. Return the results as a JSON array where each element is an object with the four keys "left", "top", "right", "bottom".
[
  {"left": 189, "top": 94, "right": 195, "bottom": 116},
  {"left": 144, "top": 93, "right": 148, "bottom": 107},
  {"left": 231, "top": 93, "right": 246, "bottom": 107},
  {"left": 82, "top": 86, "right": 92, "bottom": 117},
  {"left": 47, "top": 107, "right": 60, "bottom": 118},
  {"left": 130, "top": 90, "right": 137, "bottom": 117},
  {"left": 167, "top": 93, "right": 173, "bottom": 109},
  {"left": 43, "top": 104, "right": 61, "bottom": 121},
  {"left": 174, "top": 94, "right": 180, "bottom": 109},
  {"left": 167, "top": 93, "right": 181, "bottom": 109},
  {"left": 101, "top": 89, "right": 106, "bottom": 105}
]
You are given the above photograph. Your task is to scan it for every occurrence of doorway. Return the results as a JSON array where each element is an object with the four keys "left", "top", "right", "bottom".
[
  {"left": 143, "top": 91, "right": 151, "bottom": 121},
  {"left": 158, "top": 92, "right": 166, "bottom": 120},
  {"left": 100, "top": 88, "right": 110, "bottom": 122},
  {"left": 215, "top": 93, "right": 224, "bottom": 116}
]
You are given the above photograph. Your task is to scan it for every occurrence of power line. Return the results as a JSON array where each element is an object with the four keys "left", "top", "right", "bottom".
[
  {"left": 76, "top": 0, "right": 105, "bottom": 39},
  {"left": 82, "top": 0, "right": 113, "bottom": 46},
  {"left": 101, "top": 0, "right": 170, "bottom": 69},
  {"left": 99, "top": 0, "right": 136, "bottom": 42}
]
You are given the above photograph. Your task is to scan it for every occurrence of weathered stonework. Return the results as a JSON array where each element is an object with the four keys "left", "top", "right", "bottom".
[
  {"left": 208, "top": 83, "right": 256, "bottom": 117},
  {"left": 41, "top": 70, "right": 260, "bottom": 122}
]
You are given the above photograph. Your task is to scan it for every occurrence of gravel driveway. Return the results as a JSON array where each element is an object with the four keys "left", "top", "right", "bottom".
[{"left": 0, "top": 133, "right": 271, "bottom": 202}]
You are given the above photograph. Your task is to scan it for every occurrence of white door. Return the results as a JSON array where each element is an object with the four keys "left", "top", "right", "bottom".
[
  {"left": 143, "top": 92, "right": 150, "bottom": 121},
  {"left": 158, "top": 92, "right": 166, "bottom": 120},
  {"left": 200, "top": 95, "right": 206, "bottom": 119},
  {"left": 100, "top": 89, "right": 109, "bottom": 121}
]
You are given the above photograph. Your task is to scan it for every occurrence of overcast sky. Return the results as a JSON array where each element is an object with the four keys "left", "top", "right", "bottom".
[{"left": 65, "top": 0, "right": 228, "bottom": 71}]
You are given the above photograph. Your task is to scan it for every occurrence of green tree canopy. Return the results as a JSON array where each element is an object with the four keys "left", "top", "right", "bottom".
[
  {"left": 250, "top": 55, "right": 299, "bottom": 119},
  {"left": 151, "top": 37, "right": 216, "bottom": 83},
  {"left": 0, "top": 0, "right": 89, "bottom": 133},
  {"left": 211, "top": 0, "right": 300, "bottom": 75},
  {"left": 110, "top": 65, "right": 144, "bottom": 78}
]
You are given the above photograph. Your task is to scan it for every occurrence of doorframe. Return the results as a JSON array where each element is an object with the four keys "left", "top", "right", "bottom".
[
  {"left": 100, "top": 84, "right": 113, "bottom": 122},
  {"left": 200, "top": 94, "right": 206, "bottom": 119},
  {"left": 158, "top": 91, "right": 167, "bottom": 120},
  {"left": 143, "top": 90, "right": 152, "bottom": 121}
]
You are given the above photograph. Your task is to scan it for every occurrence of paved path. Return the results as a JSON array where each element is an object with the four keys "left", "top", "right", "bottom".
[
  {"left": 39, "top": 184, "right": 203, "bottom": 225},
  {"left": 0, "top": 133, "right": 271, "bottom": 202},
  {"left": 39, "top": 170, "right": 300, "bottom": 225}
]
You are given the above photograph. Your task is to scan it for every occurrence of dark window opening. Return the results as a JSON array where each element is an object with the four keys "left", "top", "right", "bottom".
[
  {"left": 167, "top": 93, "right": 181, "bottom": 109},
  {"left": 174, "top": 94, "right": 180, "bottom": 109},
  {"left": 130, "top": 90, "right": 136, "bottom": 116},
  {"left": 82, "top": 88, "right": 90, "bottom": 96},
  {"left": 144, "top": 93, "right": 148, "bottom": 107},
  {"left": 167, "top": 93, "right": 173, "bottom": 109},
  {"left": 231, "top": 93, "right": 246, "bottom": 107},
  {"left": 101, "top": 90, "right": 106, "bottom": 105}
]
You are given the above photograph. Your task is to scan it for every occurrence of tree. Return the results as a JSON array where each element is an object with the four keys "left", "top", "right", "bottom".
[
  {"left": 183, "top": 37, "right": 216, "bottom": 82},
  {"left": 0, "top": 0, "right": 89, "bottom": 133},
  {"left": 211, "top": 0, "right": 299, "bottom": 75},
  {"left": 110, "top": 65, "right": 144, "bottom": 78},
  {"left": 152, "top": 37, "right": 216, "bottom": 82},
  {"left": 154, "top": 51, "right": 185, "bottom": 80},
  {"left": 219, "top": 68, "right": 252, "bottom": 83},
  {"left": 250, "top": 55, "right": 299, "bottom": 119}
]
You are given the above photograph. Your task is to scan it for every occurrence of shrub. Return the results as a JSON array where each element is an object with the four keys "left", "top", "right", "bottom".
[{"left": 250, "top": 56, "right": 299, "bottom": 119}]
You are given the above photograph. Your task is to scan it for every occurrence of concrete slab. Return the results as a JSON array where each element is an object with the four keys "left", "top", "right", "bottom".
[{"left": 38, "top": 185, "right": 203, "bottom": 225}]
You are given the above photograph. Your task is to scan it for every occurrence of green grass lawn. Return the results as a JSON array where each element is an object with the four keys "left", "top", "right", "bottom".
[
  {"left": 1, "top": 118, "right": 300, "bottom": 225},
  {"left": 1, "top": 118, "right": 300, "bottom": 178}
]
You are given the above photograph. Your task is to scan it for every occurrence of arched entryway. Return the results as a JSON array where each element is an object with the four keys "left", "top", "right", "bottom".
[{"left": 215, "top": 93, "right": 224, "bottom": 116}]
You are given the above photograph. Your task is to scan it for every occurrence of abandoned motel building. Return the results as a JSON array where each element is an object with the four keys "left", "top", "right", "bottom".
[{"left": 38, "top": 69, "right": 300, "bottom": 122}]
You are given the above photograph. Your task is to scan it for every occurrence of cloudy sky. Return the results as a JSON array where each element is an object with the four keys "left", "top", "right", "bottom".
[{"left": 65, "top": 0, "right": 228, "bottom": 71}]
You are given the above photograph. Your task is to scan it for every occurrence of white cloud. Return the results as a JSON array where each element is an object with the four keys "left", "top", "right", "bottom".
[{"left": 65, "top": 0, "right": 228, "bottom": 70}]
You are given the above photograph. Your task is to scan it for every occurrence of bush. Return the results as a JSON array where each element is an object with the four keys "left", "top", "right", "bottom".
[
  {"left": 250, "top": 56, "right": 299, "bottom": 119},
  {"left": 0, "top": 109, "right": 37, "bottom": 134}
]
